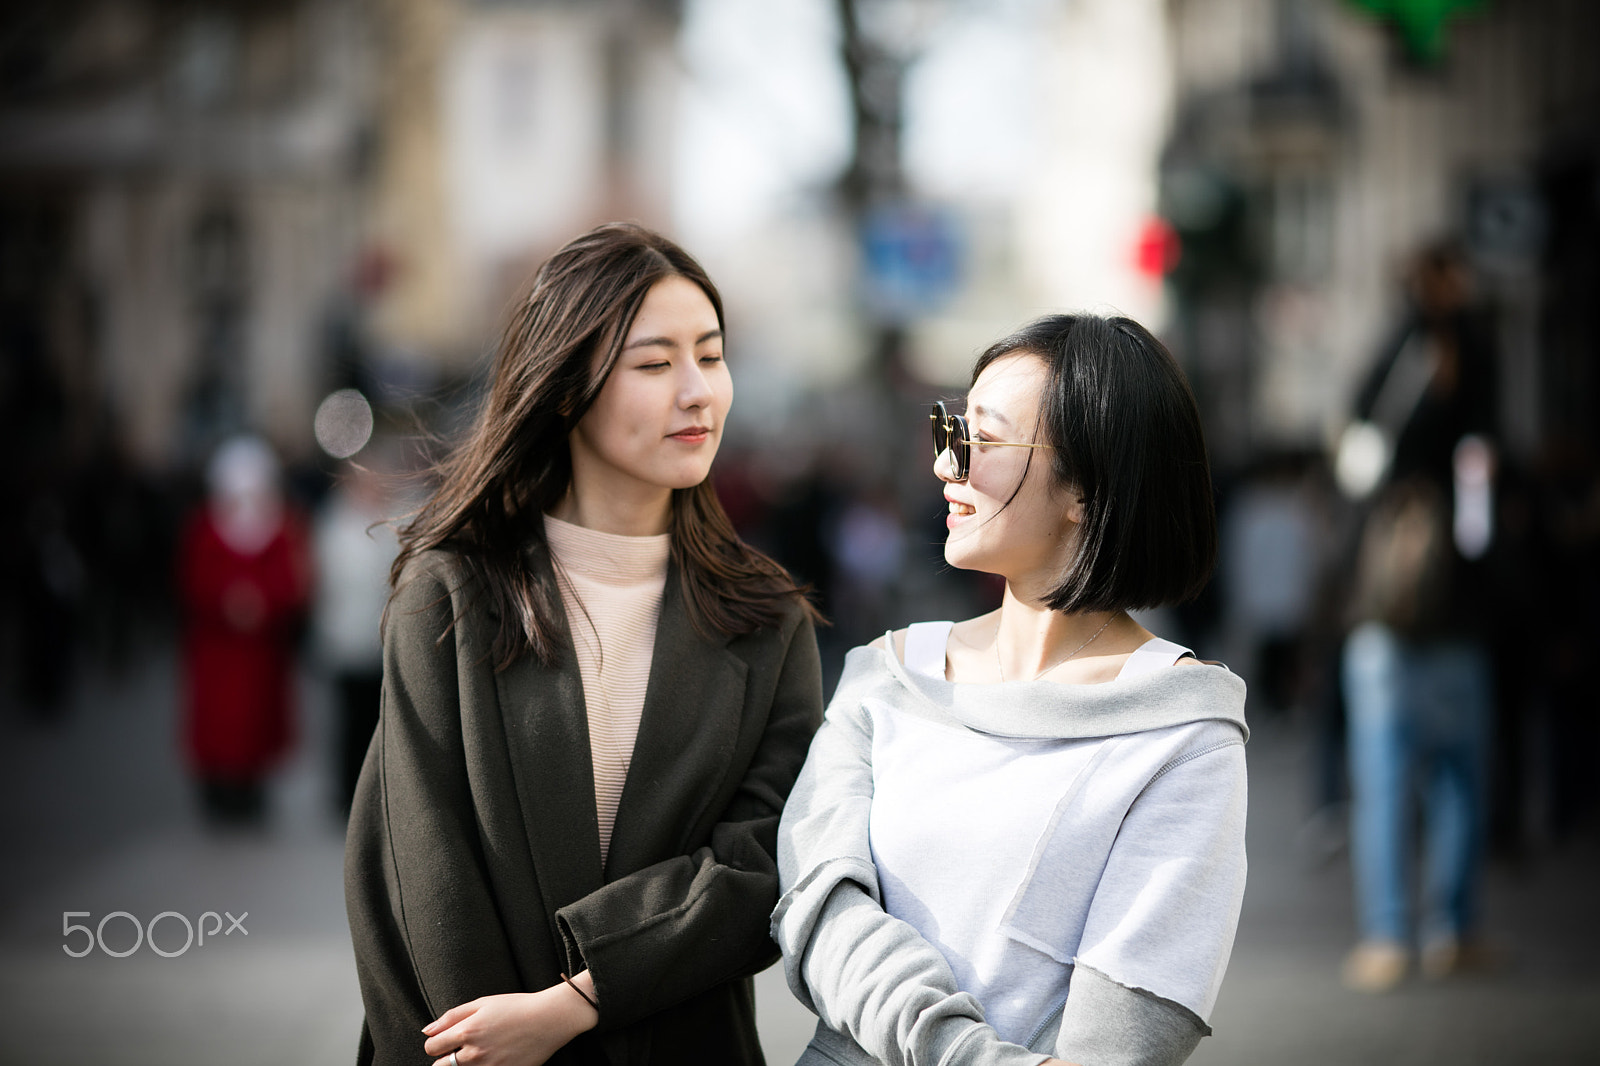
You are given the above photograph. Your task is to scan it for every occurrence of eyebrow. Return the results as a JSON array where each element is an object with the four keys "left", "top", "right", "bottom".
[
  {"left": 968, "top": 403, "right": 1013, "bottom": 427},
  {"left": 624, "top": 329, "right": 724, "bottom": 351}
]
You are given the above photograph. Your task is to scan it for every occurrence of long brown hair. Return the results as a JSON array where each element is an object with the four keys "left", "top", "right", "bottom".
[{"left": 390, "top": 222, "right": 814, "bottom": 669}]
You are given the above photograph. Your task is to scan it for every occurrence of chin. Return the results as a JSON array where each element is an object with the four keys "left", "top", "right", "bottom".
[
  {"left": 660, "top": 455, "right": 718, "bottom": 488},
  {"left": 943, "top": 539, "right": 985, "bottom": 573},
  {"left": 661, "top": 468, "right": 715, "bottom": 492},
  {"left": 679, "top": 459, "right": 719, "bottom": 486}
]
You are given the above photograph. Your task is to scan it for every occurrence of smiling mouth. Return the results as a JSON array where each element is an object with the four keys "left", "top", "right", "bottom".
[{"left": 948, "top": 500, "right": 976, "bottom": 517}]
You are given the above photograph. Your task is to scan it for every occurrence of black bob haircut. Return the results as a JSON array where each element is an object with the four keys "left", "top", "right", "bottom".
[{"left": 971, "top": 313, "right": 1217, "bottom": 613}]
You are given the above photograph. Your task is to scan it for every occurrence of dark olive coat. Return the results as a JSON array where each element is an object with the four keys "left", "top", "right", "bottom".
[{"left": 344, "top": 549, "right": 823, "bottom": 1065}]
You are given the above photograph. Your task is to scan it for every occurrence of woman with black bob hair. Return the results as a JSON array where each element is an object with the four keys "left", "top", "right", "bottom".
[
  {"left": 346, "top": 222, "right": 823, "bottom": 1066},
  {"left": 775, "top": 314, "right": 1247, "bottom": 1066}
]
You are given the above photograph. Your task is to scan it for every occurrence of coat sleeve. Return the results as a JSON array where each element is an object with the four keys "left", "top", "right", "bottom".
[
  {"left": 344, "top": 562, "right": 525, "bottom": 1065},
  {"left": 771, "top": 663, "right": 1046, "bottom": 1066},
  {"left": 551, "top": 609, "right": 825, "bottom": 1031}
]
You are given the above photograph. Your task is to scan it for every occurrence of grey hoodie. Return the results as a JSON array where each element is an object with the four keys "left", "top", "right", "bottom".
[{"left": 772, "top": 630, "right": 1248, "bottom": 1066}]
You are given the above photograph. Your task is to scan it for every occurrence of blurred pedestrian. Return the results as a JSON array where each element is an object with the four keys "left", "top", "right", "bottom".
[
  {"left": 14, "top": 495, "right": 86, "bottom": 717},
  {"left": 826, "top": 482, "right": 906, "bottom": 650},
  {"left": 178, "top": 435, "right": 311, "bottom": 827},
  {"left": 344, "top": 223, "right": 822, "bottom": 1066},
  {"left": 1220, "top": 454, "right": 1320, "bottom": 715},
  {"left": 775, "top": 314, "right": 1246, "bottom": 1065},
  {"left": 311, "top": 453, "right": 399, "bottom": 818},
  {"left": 1338, "top": 242, "right": 1499, "bottom": 991}
]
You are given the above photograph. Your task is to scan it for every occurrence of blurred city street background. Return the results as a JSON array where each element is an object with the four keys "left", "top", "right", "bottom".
[{"left": 3, "top": 0, "right": 1599, "bottom": 1062}]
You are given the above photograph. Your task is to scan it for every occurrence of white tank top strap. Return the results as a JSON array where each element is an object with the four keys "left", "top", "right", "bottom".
[
  {"left": 902, "top": 620, "right": 955, "bottom": 679},
  {"left": 1116, "top": 636, "right": 1194, "bottom": 681}
]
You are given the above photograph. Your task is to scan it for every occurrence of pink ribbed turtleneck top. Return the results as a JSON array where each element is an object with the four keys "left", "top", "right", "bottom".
[{"left": 543, "top": 514, "right": 671, "bottom": 867}]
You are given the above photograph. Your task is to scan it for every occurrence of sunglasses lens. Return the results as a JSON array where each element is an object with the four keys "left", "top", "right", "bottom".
[
  {"left": 950, "top": 415, "right": 969, "bottom": 479},
  {"left": 930, "top": 402, "right": 969, "bottom": 479}
]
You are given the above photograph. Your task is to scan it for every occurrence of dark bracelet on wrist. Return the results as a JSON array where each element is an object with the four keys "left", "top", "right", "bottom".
[{"left": 560, "top": 972, "right": 599, "bottom": 1013}]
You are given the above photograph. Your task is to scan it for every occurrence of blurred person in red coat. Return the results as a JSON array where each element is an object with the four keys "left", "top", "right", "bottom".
[{"left": 179, "top": 435, "right": 311, "bottom": 827}]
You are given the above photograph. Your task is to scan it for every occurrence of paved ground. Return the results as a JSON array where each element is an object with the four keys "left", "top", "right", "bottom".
[
  {"left": 1, "top": 649, "right": 1596, "bottom": 1065},
  {"left": 1188, "top": 713, "right": 1600, "bottom": 1066}
]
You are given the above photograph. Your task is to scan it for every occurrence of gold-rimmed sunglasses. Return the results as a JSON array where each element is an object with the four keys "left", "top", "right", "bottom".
[{"left": 930, "top": 401, "right": 1052, "bottom": 482}]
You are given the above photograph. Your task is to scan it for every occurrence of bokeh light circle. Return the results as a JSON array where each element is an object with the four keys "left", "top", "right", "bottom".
[
  {"left": 1334, "top": 420, "right": 1388, "bottom": 499},
  {"left": 314, "top": 388, "right": 374, "bottom": 459}
]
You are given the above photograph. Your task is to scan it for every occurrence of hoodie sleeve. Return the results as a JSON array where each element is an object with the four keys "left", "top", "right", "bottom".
[{"left": 772, "top": 650, "right": 1045, "bottom": 1066}]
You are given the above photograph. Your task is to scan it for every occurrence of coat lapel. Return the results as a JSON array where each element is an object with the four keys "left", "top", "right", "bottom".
[
  {"left": 496, "top": 626, "right": 606, "bottom": 925},
  {"left": 606, "top": 570, "right": 748, "bottom": 878}
]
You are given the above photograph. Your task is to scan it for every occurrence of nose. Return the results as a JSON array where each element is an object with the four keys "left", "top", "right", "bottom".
[
  {"left": 678, "top": 361, "right": 715, "bottom": 410},
  {"left": 934, "top": 447, "right": 962, "bottom": 483}
]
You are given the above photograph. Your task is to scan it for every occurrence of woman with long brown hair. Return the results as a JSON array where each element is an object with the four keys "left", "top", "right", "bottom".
[{"left": 345, "top": 223, "right": 823, "bottom": 1066}]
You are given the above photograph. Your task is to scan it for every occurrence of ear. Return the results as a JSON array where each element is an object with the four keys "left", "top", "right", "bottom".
[{"left": 1063, "top": 491, "right": 1086, "bottom": 527}]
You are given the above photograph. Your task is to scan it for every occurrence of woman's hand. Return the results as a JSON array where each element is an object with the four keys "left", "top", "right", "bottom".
[{"left": 421, "top": 972, "right": 599, "bottom": 1066}]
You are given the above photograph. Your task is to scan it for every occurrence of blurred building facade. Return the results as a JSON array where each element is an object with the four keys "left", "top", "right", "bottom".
[
  {"left": 1160, "top": 0, "right": 1600, "bottom": 470},
  {"left": 0, "top": 0, "right": 377, "bottom": 470},
  {"left": 10, "top": 0, "right": 1594, "bottom": 479},
  {"left": 368, "top": 0, "right": 682, "bottom": 368},
  {"left": 0, "top": 0, "right": 685, "bottom": 473}
]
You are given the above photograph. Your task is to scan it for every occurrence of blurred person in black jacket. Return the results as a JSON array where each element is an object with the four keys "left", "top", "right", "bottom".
[{"left": 1338, "top": 242, "right": 1500, "bottom": 992}]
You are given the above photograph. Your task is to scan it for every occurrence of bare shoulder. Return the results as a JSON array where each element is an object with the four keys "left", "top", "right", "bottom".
[{"left": 948, "top": 612, "right": 998, "bottom": 649}]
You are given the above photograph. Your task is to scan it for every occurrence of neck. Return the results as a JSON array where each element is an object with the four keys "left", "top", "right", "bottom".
[
  {"left": 550, "top": 479, "right": 673, "bottom": 537},
  {"left": 995, "top": 584, "right": 1121, "bottom": 680}
]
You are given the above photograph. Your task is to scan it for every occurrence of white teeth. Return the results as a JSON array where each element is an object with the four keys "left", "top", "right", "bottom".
[{"left": 948, "top": 501, "right": 976, "bottom": 516}]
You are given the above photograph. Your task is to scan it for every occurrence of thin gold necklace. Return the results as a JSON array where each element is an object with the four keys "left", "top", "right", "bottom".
[{"left": 995, "top": 612, "right": 1117, "bottom": 683}]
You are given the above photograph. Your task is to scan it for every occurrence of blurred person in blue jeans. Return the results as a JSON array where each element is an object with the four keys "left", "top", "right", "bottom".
[{"left": 1337, "top": 242, "right": 1499, "bottom": 991}]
